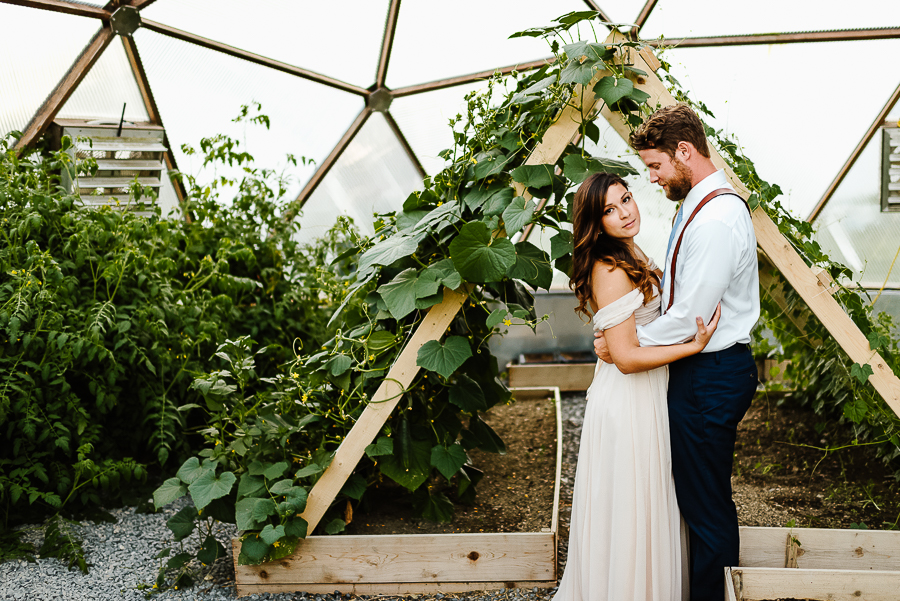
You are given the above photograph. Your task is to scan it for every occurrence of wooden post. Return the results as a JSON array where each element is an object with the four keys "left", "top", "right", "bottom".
[{"left": 599, "top": 31, "right": 900, "bottom": 414}]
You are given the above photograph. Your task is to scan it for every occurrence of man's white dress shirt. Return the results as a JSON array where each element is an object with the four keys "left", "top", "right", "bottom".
[{"left": 636, "top": 169, "right": 759, "bottom": 352}]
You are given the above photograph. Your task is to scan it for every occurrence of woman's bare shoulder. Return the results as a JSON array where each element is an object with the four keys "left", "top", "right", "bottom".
[{"left": 591, "top": 260, "right": 636, "bottom": 308}]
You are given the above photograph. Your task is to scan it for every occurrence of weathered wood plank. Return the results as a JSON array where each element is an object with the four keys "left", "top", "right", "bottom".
[
  {"left": 299, "top": 287, "right": 468, "bottom": 534},
  {"left": 233, "top": 532, "right": 555, "bottom": 590},
  {"left": 507, "top": 363, "right": 595, "bottom": 391},
  {"left": 236, "top": 580, "right": 556, "bottom": 596},
  {"left": 734, "top": 567, "right": 900, "bottom": 601},
  {"left": 740, "top": 526, "right": 900, "bottom": 571}
]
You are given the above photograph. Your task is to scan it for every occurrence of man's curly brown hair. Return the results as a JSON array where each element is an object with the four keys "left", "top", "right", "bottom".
[{"left": 630, "top": 103, "right": 710, "bottom": 159}]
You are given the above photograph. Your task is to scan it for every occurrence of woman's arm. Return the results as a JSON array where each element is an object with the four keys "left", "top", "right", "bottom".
[{"left": 592, "top": 264, "right": 717, "bottom": 375}]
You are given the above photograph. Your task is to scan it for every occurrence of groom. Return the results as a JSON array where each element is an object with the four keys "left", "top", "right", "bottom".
[{"left": 594, "top": 104, "right": 759, "bottom": 600}]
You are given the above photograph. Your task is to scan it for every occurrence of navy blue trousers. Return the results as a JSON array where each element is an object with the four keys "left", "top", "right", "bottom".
[{"left": 668, "top": 343, "right": 757, "bottom": 601}]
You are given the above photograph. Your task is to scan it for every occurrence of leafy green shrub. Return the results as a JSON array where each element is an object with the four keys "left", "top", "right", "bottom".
[{"left": 0, "top": 111, "right": 356, "bottom": 535}]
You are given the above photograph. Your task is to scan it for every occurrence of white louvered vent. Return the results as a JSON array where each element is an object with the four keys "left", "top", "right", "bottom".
[
  {"left": 884, "top": 126, "right": 900, "bottom": 213},
  {"left": 52, "top": 119, "right": 179, "bottom": 217}
]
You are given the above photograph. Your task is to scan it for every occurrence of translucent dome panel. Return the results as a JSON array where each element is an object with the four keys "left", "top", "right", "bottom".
[
  {"left": 296, "top": 112, "right": 423, "bottom": 245},
  {"left": 57, "top": 37, "right": 150, "bottom": 124},
  {"left": 390, "top": 82, "right": 484, "bottom": 175},
  {"left": 140, "top": 0, "right": 387, "bottom": 89},
  {"left": 386, "top": 0, "right": 586, "bottom": 89},
  {"left": 661, "top": 39, "right": 900, "bottom": 217},
  {"left": 813, "top": 132, "right": 900, "bottom": 289},
  {"left": 134, "top": 28, "right": 364, "bottom": 202},
  {"left": 600, "top": 0, "right": 652, "bottom": 27},
  {"left": 641, "top": 0, "right": 900, "bottom": 39},
  {"left": 0, "top": 5, "right": 99, "bottom": 137}
]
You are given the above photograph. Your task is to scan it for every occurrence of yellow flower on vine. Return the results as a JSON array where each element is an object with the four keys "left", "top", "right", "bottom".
[{"left": 503, "top": 318, "right": 512, "bottom": 326}]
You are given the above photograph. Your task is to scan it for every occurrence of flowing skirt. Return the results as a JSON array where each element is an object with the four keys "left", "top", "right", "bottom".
[{"left": 553, "top": 361, "right": 688, "bottom": 601}]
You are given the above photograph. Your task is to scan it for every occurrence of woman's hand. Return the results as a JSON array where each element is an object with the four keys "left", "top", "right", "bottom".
[{"left": 691, "top": 303, "right": 721, "bottom": 351}]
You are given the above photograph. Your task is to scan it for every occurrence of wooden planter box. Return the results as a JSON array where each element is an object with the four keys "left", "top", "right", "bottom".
[
  {"left": 507, "top": 357, "right": 595, "bottom": 391},
  {"left": 233, "top": 387, "right": 564, "bottom": 597},
  {"left": 727, "top": 526, "right": 900, "bottom": 600}
]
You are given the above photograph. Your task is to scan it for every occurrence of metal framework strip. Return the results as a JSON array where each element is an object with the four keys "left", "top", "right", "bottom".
[
  {"left": 0, "top": 0, "right": 110, "bottom": 19},
  {"left": 120, "top": 34, "right": 189, "bottom": 214},
  {"left": 285, "top": 108, "right": 373, "bottom": 222},
  {"left": 580, "top": 0, "right": 614, "bottom": 26},
  {"left": 631, "top": 0, "right": 659, "bottom": 38},
  {"left": 807, "top": 79, "right": 900, "bottom": 222},
  {"left": 15, "top": 26, "right": 115, "bottom": 151},
  {"left": 375, "top": 0, "right": 401, "bottom": 88},
  {"left": 140, "top": 18, "right": 370, "bottom": 97},
  {"left": 645, "top": 27, "right": 900, "bottom": 48},
  {"left": 392, "top": 58, "right": 554, "bottom": 98},
  {"left": 383, "top": 110, "right": 426, "bottom": 179}
]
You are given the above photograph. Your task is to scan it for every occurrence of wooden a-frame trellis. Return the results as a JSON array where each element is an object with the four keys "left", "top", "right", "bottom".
[{"left": 290, "top": 30, "right": 900, "bottom": 541}]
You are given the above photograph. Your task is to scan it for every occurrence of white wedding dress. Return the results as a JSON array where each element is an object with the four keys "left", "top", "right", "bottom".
[{"left": 553, "top": 283, "right": 688, "bottom": 601}]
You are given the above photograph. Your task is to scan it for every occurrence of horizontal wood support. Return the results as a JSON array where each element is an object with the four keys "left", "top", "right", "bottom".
[
  {"left": 78, "top": 176, "right": 160, "bottom": 187},
  {"left": 94, "top": 159, "right": 164, "bottom": 170},
  {"left": 739, "top": 526, "right": 900, "bottom": 571},
  {"left": 645, "top": 27, "right": 900, "bottom": 49},
  {"left": 234, "top": 531, "right": 555, "bottom": 591},
  {"left": 731, "top": 567, "right": 900, "bottom": 601},
  {"left": 236, "top": 579, "right": 556, "bottom": 596},
  {"left": 507, "top": 363, "right": 595, "bottom": 391}
]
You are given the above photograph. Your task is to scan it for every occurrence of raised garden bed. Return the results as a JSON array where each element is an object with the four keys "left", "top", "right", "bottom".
[
  {"left": 729, "top": 526, "right": 900, "bottom": 600},
  {"left": 507, "top": 352, "right": 595, "bottom": 391},
  {"left": 232, "top": 387, "right": 563, "bottom": 597}
]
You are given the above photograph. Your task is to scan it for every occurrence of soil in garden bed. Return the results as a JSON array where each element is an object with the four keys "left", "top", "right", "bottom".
[
  {"left": 733, "top": 393, "right": 900, "bottom": 530},
  {"left": 343, "top": 393, "right": 558, "bottom": 535}
]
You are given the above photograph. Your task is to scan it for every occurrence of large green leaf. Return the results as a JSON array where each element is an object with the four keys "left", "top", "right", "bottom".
[
  {"left": 473, "top": 152, "right": 514, "bottom": 179},
  {"left": 188, "top": 469, "right": 236, "bottom": 510},
  {"left": 379, "top": 438, "right": 432, "bottom": 491},
  {"left": 358, "top": 234, "right": 420, "bottom": 274},
  {"left": 424, "top": 258, "right": 462, "bottom": 291},
  {"left": 448, "top": 374, "right": 488, "bottom": 413},
  {"left": 197, "top": 534, "right": 226, "bottom": 565},
  {"left": 482, "top": 187, "right": 515, "bottom": 216},
  {"left": 260, "top": 524, "right": 286, "bottom": 546},
  {"left": 420, "top": 491, "right": 454, "bottom": 523},
  {"left": 416, "top": 336, "right": 472, "bottom": 379},
  {"left": 166, "top": 505, "right": 197, "bottom": 542},
  {"left": 378, "top": 268, "right": 419, "bottom": 320},
  {"left": 468, "top": 416, "right": 507, "bottom": 454},
  {"left": 235, "top": 497, "right": 277, "bottom": 531},
  {"left": 593, "top": 76, "right": 634, "bottom": 107},
  {"left": 550, "top": 230, "right": 573, "bottom": 261},
  {"left": 510, "top": 76, "right": 555, "bottom": 105},
  {"left": 563, "top": 154, "right": 637, "bottom": 184},
  {"left": 559, "top": 57, "right": 600, "bottom": 86},
  {"left": 430, "top": 444, "right": 468, "bottom": 481},
  {"left": 341, "top": 474, "right": 367, "bottom": 501},
  {"left": 325, "top": 354, "right": 352, "bottom": 376},
  {"left": 510, "top": 164, "right": 554, "bottom": 189},
  {"left": 236, "top": 473, "right": 265, "bottom": 500},
  {"left": 153, "top": 477, "right": 187, "bottom": 509},
  {"left": 449, "top": 221, "right": 516, "bottom": 284},
  {"left": 408, "top": 200, "right": 462, "bottom": 235},
  {"left": 263, "top": 461, "right": 290, "bottom": 481},
  {"left": 365, "top": 435, "right": 393, "bottom": 458},
  {"left": 501, "top": 196, "right": 536, "bottom": 234},
  {"left": 175, "top": 457, "right": 206, "bottom": 485},
  {"left": 237, "top": 533, "right": 270, "bottom": 565},
  {"left": 508, "top": 241, "right": 553, "bottom": 290},
  {"left": 464, "top": 183, "right": 507, "bottom": 211}
]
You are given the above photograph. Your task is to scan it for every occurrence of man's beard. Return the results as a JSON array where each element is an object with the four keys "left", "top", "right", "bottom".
[{"left": 663, "top": 156, "right": 693, "bottom": 200}]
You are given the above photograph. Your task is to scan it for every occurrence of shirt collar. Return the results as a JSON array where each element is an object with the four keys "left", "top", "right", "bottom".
[{"left": 681, "top": 169, "right": 729, "bottom": 215}]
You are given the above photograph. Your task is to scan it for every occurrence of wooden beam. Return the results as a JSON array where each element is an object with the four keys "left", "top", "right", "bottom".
[
  {"left": 120, "top": 34, "right": 188, "bottom": 212},
  {"left": 630, "top": 0, "right": 659, "bottom": 38},
  {"left": 733, "top": 567, "right": 900, "bottom": 601},
  {"left": 807, "top": 78, "right": 900, "bottom": 222},
  {"left": 15, "top": 26, "right": 115, "bottom": 152},
  {"left": 0, "top": 0, "right": 110, "bottom": 19},
  {"left": 383, "top": 109, "right": 427, "bottom": 179},
  {"left": 139, "top": 19, "right": 370, "bottom": 98},
  {"left": 599, "top": 30, "right": 900, "bottom": 414},
  {"left": 643, "top": 27, "right": 900, "bottom": 48},
  {"left": 375, "top": 0, "right": 401, "bottom": 88},
  {"left": 739, "top": 526, "right": 900, "bottom": 571},
  {"left": 392, "top": 58, "right": 554, "bottom": 98},
  {"left": 236, "top": 579, "right": 556, "bottom": 596},
  {"left": 284, "top": 108, "right": 371, "bottom": 223}
]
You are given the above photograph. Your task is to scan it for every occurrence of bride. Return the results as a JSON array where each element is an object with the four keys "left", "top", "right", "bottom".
[{"left": 553, "top": 172, "right": 720, "bottom": 600}]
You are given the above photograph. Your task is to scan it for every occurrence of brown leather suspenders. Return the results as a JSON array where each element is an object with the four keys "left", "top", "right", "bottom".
[{"left": 665, "top": 188, "right": 751, "bottom": 313}]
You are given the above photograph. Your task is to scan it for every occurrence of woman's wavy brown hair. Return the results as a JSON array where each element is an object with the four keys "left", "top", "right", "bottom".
[{"left": 569, "top": 172, "right": 659, "bottom": 320}]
